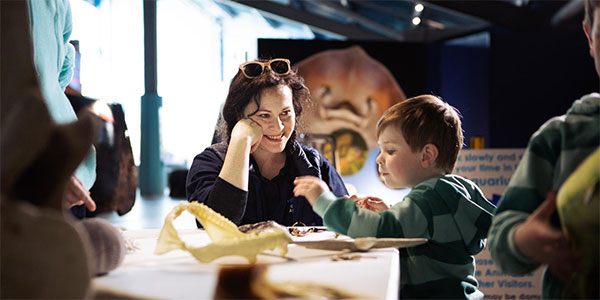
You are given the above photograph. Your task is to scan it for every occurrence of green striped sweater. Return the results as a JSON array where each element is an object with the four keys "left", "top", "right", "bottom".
[
  {"left": 313, "top": 174, "right": 495, "bottom": 299},
  {"left": 488, "top": 93, "right": 600, "bottom": 299}
]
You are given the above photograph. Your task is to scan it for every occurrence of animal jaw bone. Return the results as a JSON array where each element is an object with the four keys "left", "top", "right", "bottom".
[{"left": 155, "top": 202, "right": 292, "bottom": 263}]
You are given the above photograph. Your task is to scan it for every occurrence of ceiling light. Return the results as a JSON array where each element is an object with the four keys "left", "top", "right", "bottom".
[
  {"left": 412, "top": 16, "right": 421, "bottom": 25},
  {"left": 414, "top": 3, "right": 424, "bottom": 13}
]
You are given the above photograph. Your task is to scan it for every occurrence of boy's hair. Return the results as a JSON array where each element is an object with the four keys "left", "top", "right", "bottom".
[
  {"left": 376, "top": 94, "right": 463, "bottom": 174},
  {"left": 585, "top": 0, "right": 600, "bottom": 27}
]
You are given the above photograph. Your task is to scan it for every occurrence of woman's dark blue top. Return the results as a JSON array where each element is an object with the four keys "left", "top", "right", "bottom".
[{"left": 186, "top": 141, "right": 348, "bottom": 226}]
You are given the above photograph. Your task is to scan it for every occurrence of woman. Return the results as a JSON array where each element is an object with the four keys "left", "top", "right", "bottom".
[{"left": 186, "top": 58, "right": 348, "bottom": 226}]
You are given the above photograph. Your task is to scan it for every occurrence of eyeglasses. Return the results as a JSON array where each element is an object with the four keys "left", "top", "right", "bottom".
[{"left": 239, "top": 58, "right": 291, "bottom": 79}]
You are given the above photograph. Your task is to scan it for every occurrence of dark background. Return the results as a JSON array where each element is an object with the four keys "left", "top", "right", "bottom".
[{"left": 259, "top": 29, "right": 597, "bottom": 149}]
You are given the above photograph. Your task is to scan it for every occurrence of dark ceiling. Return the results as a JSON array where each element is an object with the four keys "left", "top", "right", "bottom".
[
  {"left": 428, "top": 0, "right": 583, "bottom": 31},
  {"left": 226, "top": 0, "right": 585, "bottom": 42}
]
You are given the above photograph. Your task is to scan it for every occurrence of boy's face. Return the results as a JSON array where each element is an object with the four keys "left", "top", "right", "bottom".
[{"left": 375, "top": 126, "right": 424, "bottom": 189}]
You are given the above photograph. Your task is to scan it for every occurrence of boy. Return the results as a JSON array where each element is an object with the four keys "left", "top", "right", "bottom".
[
  {"left": 487, "top": 0, "right": 600, "bottom": 298},
  {"left": 294, "top": 95, "right": 495, "bottom": 299}
]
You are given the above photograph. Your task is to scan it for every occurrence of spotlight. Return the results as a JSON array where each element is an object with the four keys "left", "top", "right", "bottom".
[
  {"left": 414, "top": 3, "right": 424, "bottom": 13},
  {"left": 412, "top": 17, "right": 421, "bottom": 26}
]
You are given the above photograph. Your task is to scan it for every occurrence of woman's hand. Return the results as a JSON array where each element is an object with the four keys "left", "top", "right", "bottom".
[
  {"left": 219, "top": 118, "right": 263, "bottom": 191},
  {"left": 231, "top": 118, "right": 263, "bottom": 153}
]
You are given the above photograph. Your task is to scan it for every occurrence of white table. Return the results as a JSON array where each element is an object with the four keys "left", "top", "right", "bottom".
[{"left": 93, "top": 228, "right": 399, "bottom": 299}]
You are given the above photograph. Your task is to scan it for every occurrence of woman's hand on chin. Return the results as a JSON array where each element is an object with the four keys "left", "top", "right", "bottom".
[{"left": 231, "top": 118, "right": 263, "bottom": 153}]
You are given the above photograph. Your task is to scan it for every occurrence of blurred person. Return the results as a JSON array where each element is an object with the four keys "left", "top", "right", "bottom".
[
  {"left": 487, "top": 0, "right": 600, "bottom": 298},
  {"left": 28, "top": 0, "right": 97, "bottom": 217}
]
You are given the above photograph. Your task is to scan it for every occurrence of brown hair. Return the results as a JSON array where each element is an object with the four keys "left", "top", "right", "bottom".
[
  {"left": 376, "top": 94, "right": 463, "bottom": 174},
  {"left": 219, "top": 59, "right": 310, "bottom": 154},
  {"left": 585, "top": 0, "right": 600, "bottom": 27}
]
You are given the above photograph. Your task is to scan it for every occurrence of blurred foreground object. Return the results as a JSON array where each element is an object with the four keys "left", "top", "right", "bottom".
[
  {"left": 1, "top": 201, "right": 93, "bottom": 298},
  {"left": 80, "top": 218, "right": 127, "bottom": 275},
  {"left": 1, "top": 1, "right": 122, "bottom": 297},
  {"left": 67, "top": 93, "right": 138, "bottom": 216},
  {"left": 213, "top": 264, "right": 365, "bottom": 299},
  {"left": 557, "top": 148, "right": 600, "bottom": 299},
  {"left": 155, "top": 202, "right": 291, "bottom": 263}
]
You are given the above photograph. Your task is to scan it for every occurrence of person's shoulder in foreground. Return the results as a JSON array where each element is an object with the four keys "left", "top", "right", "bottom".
[
  {"left": 487, "top": 92, "right": 600, "bottom": 298},
  {"left": 488, "top": 1, "right": 600, "bottom": 298}
]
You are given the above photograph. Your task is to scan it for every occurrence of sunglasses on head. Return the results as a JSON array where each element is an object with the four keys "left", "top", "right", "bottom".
[{"left": 239, "top": 58, "right": 291, "bottom": 79}]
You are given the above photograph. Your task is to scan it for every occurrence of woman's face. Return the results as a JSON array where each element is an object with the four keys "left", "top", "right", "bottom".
[{"left": 244, "top": 85, "right": 295, "bottom": 154}]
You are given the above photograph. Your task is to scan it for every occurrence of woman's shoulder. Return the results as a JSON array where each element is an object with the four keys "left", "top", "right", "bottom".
[
  {"left": 295, "top": 142, "right": 329, "bottom": 166},
  {"left": 297, "top": 142, "right": 320, "bottom": 157},
  {"left": 208, "top": 142, "right": 228, "bottom": 156},
  {"left": 193, "top": 142, "right": 228, "bottom": 162},
  {"left": 294, "top": 142, "right": 340, "bottom": 174}
]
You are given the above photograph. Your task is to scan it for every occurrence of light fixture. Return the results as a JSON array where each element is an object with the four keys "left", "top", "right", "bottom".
[
  {"left": 414, "top": 3, "right": 424, "bottom": 13},
  {"left": 412, "top": 16, "right": 421, "bottom": 26}
]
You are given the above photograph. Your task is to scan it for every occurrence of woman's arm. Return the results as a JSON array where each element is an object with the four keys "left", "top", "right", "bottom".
[
  {"left": 186, "top": 118, "right": 262, "bottom": 225},
  {"left": 187, "top": 146, "right": 248, "bottom": 224},
  {"left": 218, "top": 119, "right": 262, "bottom": 191}
]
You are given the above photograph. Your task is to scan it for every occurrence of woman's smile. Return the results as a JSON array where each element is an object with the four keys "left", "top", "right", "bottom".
[{"left": 265, "top": 133, "right": 285, "bottom": 141}]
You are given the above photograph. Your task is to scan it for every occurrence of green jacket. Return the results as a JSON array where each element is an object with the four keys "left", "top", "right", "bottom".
[
  {"left": 488, "top": 93, "right": 600, "bottom": 299},
  {"left": 314, "top": 174, "right": 495, "bottom": 299}
]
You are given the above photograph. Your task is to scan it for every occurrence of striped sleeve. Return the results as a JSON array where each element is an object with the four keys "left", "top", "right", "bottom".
[
  {"left": 314, "top": 192, "right": 430, "bottom": 238},
  {"left": 489, "top": 108, "right": 599, "bottom": 277},
  {"left": 377, "top": 197, "right": 430, "bottom": 239},
  {"left": 320, "top": 196, "right": 381, "bottom": 237},
  {"left": 487, "top": 210, "right": 540, "bottom": 275},
  {"left": 495, "top": 119, "right": 561, "bottom": 215}
]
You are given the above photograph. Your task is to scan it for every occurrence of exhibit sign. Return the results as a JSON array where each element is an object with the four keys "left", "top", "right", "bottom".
[{"left": 455, "top": 149, "right": 543, "bottom": 300}]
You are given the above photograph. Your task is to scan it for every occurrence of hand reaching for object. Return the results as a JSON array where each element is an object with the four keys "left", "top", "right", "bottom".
[
  {"left": 293, "top": 176, "right": 330, "bottom": 205},
  {"left": 350, "top": 195, "right": 388, "bottom": 212}
]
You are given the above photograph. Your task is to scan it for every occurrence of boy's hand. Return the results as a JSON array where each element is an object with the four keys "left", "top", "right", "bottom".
[
  {"left": 293, "top": 176, "right": 329, "bottom": 205},
  {"left": 350, "top": 195, "right": 388, "bottom": 212},
  {"left": 513, "top": 192, "right": 580, "bottom": 282},
  {"left": 349, "top": 195, "right": 363, "bottom": 206},
  {"left": 362, "top": 197, "right": 388, "bottom": 212}
]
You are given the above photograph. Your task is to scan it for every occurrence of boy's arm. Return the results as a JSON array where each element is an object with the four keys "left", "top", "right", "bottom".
[
  {"left": 297, "top": 177, "right": 430, "bottom": 239},
  {"left": 314, "top": 191, "right": 430, "bottom": 239},
  {"left": 314, "top": 191, "right": 381, "bottom": 237}
]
